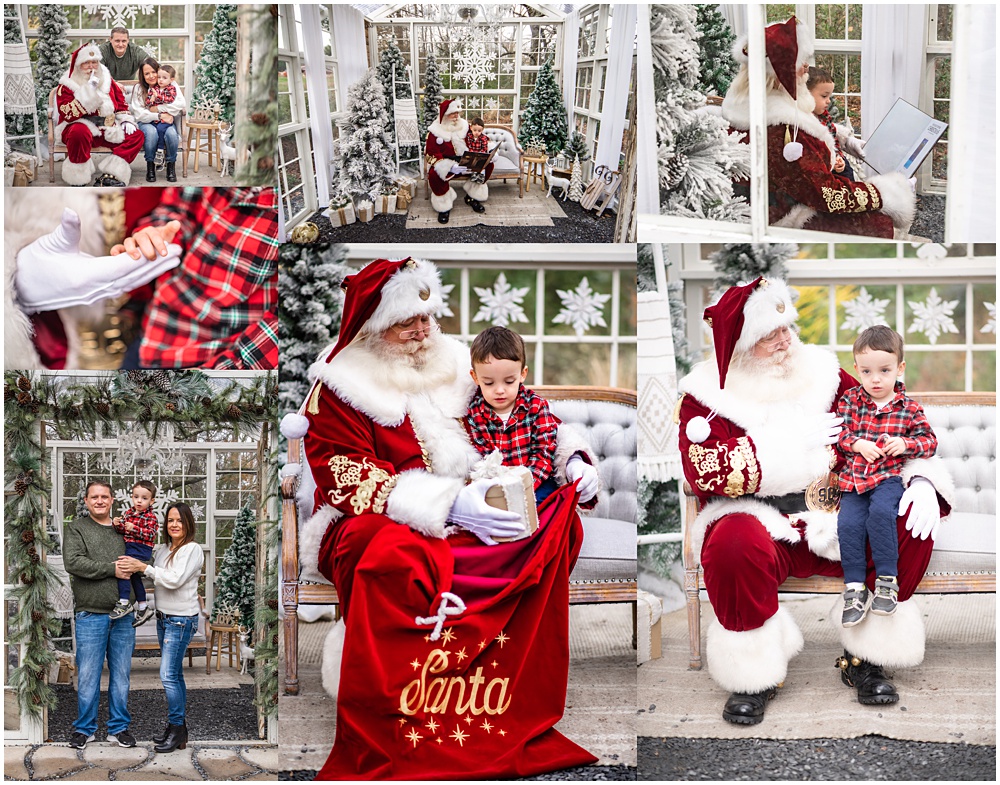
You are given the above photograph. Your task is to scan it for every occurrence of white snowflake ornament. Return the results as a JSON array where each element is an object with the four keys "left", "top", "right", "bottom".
[
  {"left": 982, "top": 302, "right": 996, "bottom": 334},
  {"left": 473, "top": 272, "right": 530, "bottom": 327},
  {"left": 841, "top": 287, "right": 890, "bottom": 333},
  {"left": 552, "top": 277, "right": 611, "bottom": 336},
  {"left": 907, "top": 288, "right": 959, "bottom": 344}
]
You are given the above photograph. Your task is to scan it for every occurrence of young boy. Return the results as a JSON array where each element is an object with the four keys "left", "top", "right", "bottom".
[
  {"left": 465, "top": 326, "right": 560, "bottom": 503},
  {"left": 147, "top": 65, "right": 180, "bottom": 149},
  {"left": 806, "top": 66, "right": 864, "bottom": 181},
  {"left": 835, "top": 325, "right": 938, "bottom": 627},
  {"left": 110, "top": 481, "right": 158, "bottom": 627},
  {"left": 465, "top": 116, "right": 490, "bottom": 155}
]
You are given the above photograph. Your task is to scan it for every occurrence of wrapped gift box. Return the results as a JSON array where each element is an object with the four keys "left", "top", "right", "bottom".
[
  {"left": 322, "top": 202, "right": 356, "bottom": 226},
  {"left": 394, "top": 175, "right": 417, "bottom": 199},
  {"left": 396, "top": 188, "right": 412, "bottom": 210},
  {"left": 357, "top": 200, "right": 374, "bottom": 222},
  {"left": 376, "top": 193, "right": 397, "bottom": 214},
  {"left": 483, "top": 466, "right": 538, "bottom": 542}
]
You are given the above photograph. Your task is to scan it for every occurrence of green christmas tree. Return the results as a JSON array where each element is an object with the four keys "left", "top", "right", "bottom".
[
  {"left": 709, "top": 243, "right": 797, "bottom": 296},
  {"left": 192, "top": 4, "right": 238, "bottom": 124},
  {"left": 517, "top": 58, "right": 568, "bottom": 155},
  {"left": 563, "top": 130, "right": 591, "bottom": 163},
  {"left": 278, "top": 243, "right": 352, "bottom": 432},
  {"left": 33, "top": 4, "right": 70, "bottom": 133},
  {"left": 419, "top": 52, "right": 444, "bottom": 142},
  {"left": 213, "top": 501, "right": 257, "bottom": 630},
  {"left": 694, "top": 4, "right": 738, "bottom": 96}
]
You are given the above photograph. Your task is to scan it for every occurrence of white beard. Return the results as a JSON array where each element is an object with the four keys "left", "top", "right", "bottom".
[{"left": 428, "top": 114, "right": 470, "bottom": 150}]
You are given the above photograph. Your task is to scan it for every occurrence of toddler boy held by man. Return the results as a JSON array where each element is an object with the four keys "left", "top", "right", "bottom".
[
  {"left": 836, "top": 325, "right": 937, "bottom": 627},
  {"left": 110, "top": 481, "right": 158, "bottom": 627}
]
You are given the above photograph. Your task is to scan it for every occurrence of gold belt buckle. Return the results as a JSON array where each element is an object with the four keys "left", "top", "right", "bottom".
[
  {"left": 805, "top": 472, "right": 840, "bottom": 512},
  {"left": 104, "top": 114, "right": 116, "bottom": 127}
]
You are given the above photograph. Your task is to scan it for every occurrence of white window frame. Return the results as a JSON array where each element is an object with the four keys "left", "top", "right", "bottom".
[
  {"left": 278, "top": 4, "right": 318, "bottom": 227},
  {"left": 573, "top": 4, "right": 613, "bottom": 162}
]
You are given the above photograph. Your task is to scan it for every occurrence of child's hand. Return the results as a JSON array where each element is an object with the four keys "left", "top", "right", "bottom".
[
  {"left": 110, "top": 220, "right": 182, "bottom": 261},
  {"left": 834, "top": 155, "right": 845, "bottom": 173},
  {"left": 881, "top": 436, "right": 907, "bottom": 457},
  {"left": 113, "top": 516, "right": 122, "bottom": 527},
  {"left": 853, "top": 439, "right": 884, "bottom": 463},
  {"left": 125, "top": 520, "right": 135, "bottom": 532}
]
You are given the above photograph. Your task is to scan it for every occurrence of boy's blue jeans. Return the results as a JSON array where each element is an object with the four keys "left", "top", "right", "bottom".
[
  {"left": 74, "top": 610, "right": 134, "bottom": 736},
  {"left": 157, "top": 614, "right": 199, "bottom": 725},
  {"left": 838, "top": 476, "right": 904, "bottom": 584},
  {"left": 118, "top": 541, "right": 153, "bottom": 603}
]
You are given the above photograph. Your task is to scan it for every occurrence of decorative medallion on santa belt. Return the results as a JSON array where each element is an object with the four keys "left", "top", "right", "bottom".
[
  {"left": 805, "top": 472, "right": 841, "bottom": 512},
  {"left": 104, "top": 114, "right": 116, "bottom": 127}
]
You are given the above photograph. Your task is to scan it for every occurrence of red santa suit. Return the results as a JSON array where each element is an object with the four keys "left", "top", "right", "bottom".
[
  {"left": 55, "top": 44, "right": 143, "bottom": 186},
  {"left": 425, "top": 98, "right": 493, "bottom": 214},
  {"left": 284, "top": 258, "right": 598, "bottom": 780},
  {"left": 677, "top": 278, "right": 954, "bottom": 700},
  {"left": 722, "top": 17, "right": 915, "bottom": 238}
]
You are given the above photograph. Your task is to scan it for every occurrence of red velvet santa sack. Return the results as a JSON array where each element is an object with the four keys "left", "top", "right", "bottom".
[{"left": 316, "top": 484, "right": 598, "bottom": 780}]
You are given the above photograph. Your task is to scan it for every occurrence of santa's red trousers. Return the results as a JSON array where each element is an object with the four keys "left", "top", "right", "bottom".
[
  {"left": 62, "top": 122, "right": 143, "bottom": 165},
  {"left": 315, "top": 485, "right": 597, "bottom": 780},
  {"left": 701, "top": 512, "right": 935, "bottom": 632},
  {"left": 427, "top": 161, "right": 494, "bottom": 197}
]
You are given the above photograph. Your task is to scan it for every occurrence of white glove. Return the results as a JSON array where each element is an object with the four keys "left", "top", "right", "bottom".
[
  {"left": 450, "top": 164, "right": 468, "bottom": 175},
  {"left": 842, "top": 135, "right": 866, "bottom": 159},
  {"left": 15, "top": 208, "right": 182, "bottom": 314},
  {"left": 900, "top": 476, "right": 940, "bottom": 540},
  {"left": 447, "top": 478, "right": 524, "bottom": 546},
  {"left": 805, "top": 412, "right": 843, "bottom": 449},
  {"left": 122, "top": 121, "right": 137, "bottom": 135},
  {"left": 565, "top": 455, "right": 599, "bottom": 502}
]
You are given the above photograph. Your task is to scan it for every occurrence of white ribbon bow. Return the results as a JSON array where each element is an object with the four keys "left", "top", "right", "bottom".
[{"left": 415, "top": 591, "right": 467, "bottom": 641}]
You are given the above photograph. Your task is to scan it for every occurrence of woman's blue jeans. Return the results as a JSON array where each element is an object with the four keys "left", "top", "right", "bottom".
[
  {"left": 156, "top": 613, "right": 198, "bottom": 725},
  {"left": 141, "top": 121, "right": 178, "bottom": 163},
  {"left": 74, "top": 610, "right": 134, "bottom": 736}
]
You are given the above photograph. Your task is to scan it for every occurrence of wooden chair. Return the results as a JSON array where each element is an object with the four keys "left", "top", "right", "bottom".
[
  {"left": 681, "top": 391, "right": 997, "bottom": 670},
  {"left": 281, "top": 385, "right": 637, "bottom": 696},
  {"left": 184, "top": 105, "right": 221, "bottom": 175}
]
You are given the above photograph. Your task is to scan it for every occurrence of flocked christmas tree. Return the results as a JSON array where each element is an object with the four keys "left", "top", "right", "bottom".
[
  {"left": 419, "top": 52, "right": 444, "bottom": 143},
  {"left": 33, "top": 4, "right": 71, "bottom": 134},
  {"left": 278, "top": 243, "right": 352, "bottom": 434},
  {"left": 563, "top": 130, "right": 591, "bottom": 164},
  {"left": 213, "top": 501, "right": 257, "bottom": 630},
  {"left": 568, "top": 154, "right": 583, "bottom": 202},
  {"left": 517, "top": 57, "right": 568, "bottom": 155},
  {"left": 339, "top": 69, "right": 396, "bottom": 203},
  {"left": 710, "top": 243, "right": 797, "bottom": 295},
  {"left": 694, "top": 4, "right": 738, "bottom": 97},
  {"left": 652, "top": 4, "right": 749, "bottom": 221},
  {"left": 192, "top": 4, "right": 238, "bottom": 124}
]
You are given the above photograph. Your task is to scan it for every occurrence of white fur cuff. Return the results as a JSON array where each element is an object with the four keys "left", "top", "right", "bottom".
[
  {"left": 430, "top": 188, "right": 457, "bottom": 214},
  {"left": 60, "top": 157, "right": 95, "bottom": 186},
  {"left": 432, "top": 157, "right": 456, "bottom": 181},
  {"left": 103, "top": 124, "right": 125, "bottom": 144},
  {"left": 869, "top": 172, "right": 916, "bottom": 230},
  {"left": 463, "top": 180, "right": 489, "bottom": 202},
  {"left": 707, "top": 606, "right": 804, "bottom": 693},
  {"left": 386, "top": 470, "right": 465, "bottom": 538},
  {"left": 800, "top": 510, "right": 841, "bottom": 562},
  {"left": 836, "top": 597, "right": 925, "bottom": 668}
]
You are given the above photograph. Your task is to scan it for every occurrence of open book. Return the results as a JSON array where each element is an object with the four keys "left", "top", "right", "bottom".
[
  {"left": 457, "top": 140, "right": 502, "bottom": 173},
  {"left": 861, "top": 98, "right": 948, "bottom": 177}
]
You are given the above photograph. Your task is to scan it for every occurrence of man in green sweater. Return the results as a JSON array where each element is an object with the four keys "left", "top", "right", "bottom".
[
  {"left": 98, "top": 27, "right": 145, "bottom": 82},
  {"left": 63, "top": 481, "right": 137, "bottom": 749}
]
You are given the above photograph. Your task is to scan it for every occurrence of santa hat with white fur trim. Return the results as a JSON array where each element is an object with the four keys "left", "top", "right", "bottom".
[
  {"left": 66, "top": 43, "right": 104, "bottom": 81},
  {"left": 438, "top": 97, "right": 463, "bottom": 122}
]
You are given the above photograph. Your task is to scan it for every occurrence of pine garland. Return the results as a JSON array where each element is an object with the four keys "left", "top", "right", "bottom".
[
  {"left": 3, "top": 370, "right": 279, "bottom": 720},
  {"left": 235, "top": 4, "right": 278, "bottom": 185},
  {"left": 517, "top": 58, "right": 568, "bottom": 155},
  {"left": 253, "top": 429, "right": 280, "bottom": 719},
  {"left": 192, "top": 4, "right": 238, "bottom": 124}
]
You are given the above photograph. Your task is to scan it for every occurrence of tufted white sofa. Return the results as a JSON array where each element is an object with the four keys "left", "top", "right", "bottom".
[
  {"left": 423, "top": 124, "right": 524, "bottom": 199},
  {"left": 681, "top": 391, "right": 996, "bottom": 670}
]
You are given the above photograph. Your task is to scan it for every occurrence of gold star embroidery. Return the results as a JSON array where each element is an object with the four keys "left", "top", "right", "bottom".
[
  {"left": 494, "top": 630, "right": 509, "bottom": 648},
  {"left": 498, "top": 729, "right": 507, "bottom": 737},
  {"left": 435, "top": 737, "right": 444, "bottom": 745},
  {"left": 424, "top": 634, "right": 431, "bottom": 643},
  {"left": 463, "top": 714, "right": 474, "bottom": 725},
  {"left": 491, "top": 660, "right": 499, "bottom": 669},
  {"left": 481, "top": 720, "right": 493, "bottom": 733},
  {"left": 441, "top": 628, "right": 456, "bottom": 645},
  {"left": 478, "top": 639, "right": 488, "bottom": 651},
  {"left": 426, "top": 717, "right": 440, "bottom": 734},
  {"left": 398, "top": 718, "right": 407, "bottom": 726},
  {"left": 456, "top": 647, "right": 467, "bottom": 663},
  {"left": 410, "top": 657, "right": 421, "bottom": 670},
  {"left": 450, "top": 726, "right": 469, "bottom": 746},
  {"left": 406, "top": 728, "right": 423, "bottom": 747}
]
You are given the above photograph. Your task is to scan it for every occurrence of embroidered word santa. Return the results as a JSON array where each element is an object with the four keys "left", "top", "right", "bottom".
[
  {"left": 425, "top": 98, "right": 494, "bottom": 223},
  {"left": 722, "top": 17, "right": 915, "bottom": 238},
  {"left": 55, "top": 44, "right": 143, "bottom": 186},
  {"left": 677, "top": 277, "right": 953, "bottom": 725}
]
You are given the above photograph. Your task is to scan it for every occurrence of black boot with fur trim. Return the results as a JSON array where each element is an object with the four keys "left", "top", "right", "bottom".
[
  {"left": 836, "top": 651, "right": 899, "bottom": 705},
  {"left": 722, "top": 686, "right": 777, "bottom": 725}
]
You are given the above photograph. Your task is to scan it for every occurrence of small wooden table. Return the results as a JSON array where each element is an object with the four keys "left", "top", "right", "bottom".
[
  {"left": 206, "top": 622, "right": 240, "bottom": 673},
  {"left": 185, "top": 119, "right": 221, "bottom": 175},
  {"left": 521, "top": 154, "right": 548, "bottom": 192}
]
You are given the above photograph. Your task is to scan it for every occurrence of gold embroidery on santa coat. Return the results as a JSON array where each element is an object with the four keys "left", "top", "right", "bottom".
[
  {"left": 688, "top": 443, "right": 721, "bottom": 477},
  {"left": 327, "top": 455, "right": 393, "bottom": 515},
  {"left": 821, "top": 186, "right": 847, "bottom": 212},
  {"left": 738, "top": 437, "right": 760, "bottom": 494},
  {"left": 868, "top": 184, "right": 881, "bottom": 209},
  {"left": 853, "top": 187, "right": 869, "bottom": 210},
  {"left": 724, "top": 442, "right": 747, "bottom": 497}
]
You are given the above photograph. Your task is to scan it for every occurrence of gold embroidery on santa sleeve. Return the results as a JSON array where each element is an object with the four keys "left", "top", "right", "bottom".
[
  {"left": 853, "top": 187, "right": 869, "bottom": 211},
  {"left": 821, "top": 186, "right": 848, "bottom": 213},
  {"left": 738, "top": 436, "right": 760, "bottom": 494},
  {"left": 688, "top": 444, "right": 721, "bottom": 477},
  {"left": 327, "top": 455, "right": 394, "bottom": 515},
  {"left": 724, "top": 442, "right": 747, "bottom": 498},
  {"left": 868, "top": 183, "right": 881, "bottom": 209}
]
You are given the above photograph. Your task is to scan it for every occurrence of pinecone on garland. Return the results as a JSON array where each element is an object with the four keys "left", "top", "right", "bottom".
[
  {"left": 4, "top": 386, "right": 15, "bottom": 402},
  {"left": 17, "top": 392, "right": 32, "bottom": 406},
  {"left": 665, "top": 153, "right": 689, "bottom": 188},
  {"left": 202, "top": 397, "right": 213, "bottom": 407},
  {"left": 95, "top": 402, "right": 111, "bottom": 416},
  {"left": 14, "top": 471, "right": 34, "bottom": 496},
  {"left": 267, "top": 599, "right": 279, "bottom": 610},
  {"left": 21, "top": 573, "right": 34, "bottom": 585},
  {"left": 21, "top": 530, "right": 35, "bottom": 544},
  {"left": 28, "top": 547, "right": 39, "bottom": 563},
  {"left": 17, "top": 376, "right": 31, "bottom": 392},
  {"left": 31, "top": 610, "right": 45, "bottom": 623},
  {"left": 165, "top": 402, "right": 177, "bottom": 412},
  {"left": 227, "top": 404, "right": 242, "bottom": 419}
]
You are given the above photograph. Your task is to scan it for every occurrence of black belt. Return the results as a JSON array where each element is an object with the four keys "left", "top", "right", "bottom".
[{"left": 757, "top": 492, "right": 809, "bottom": 515}]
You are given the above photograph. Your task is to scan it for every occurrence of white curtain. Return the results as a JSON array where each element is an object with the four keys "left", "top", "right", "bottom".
[
  {"left": 636, "top": 4, "right": 658, "bottom": 215},
  {"left": 721, "top": 3, "right": 747, "bottom": 39},
  {"left": 860, "top": 5, "right": 924, "bottom": 140},
  {"left": 594, "top": 3, "right": 637, "bottom": 173},
  {"left": 332, "top": 4, "right": 367, "bottom": 96},
  {"left": 300, "top": 4, "right": 334, "bottom": 205},
  {"left": 561, "top": 8, "right": 580, "bottom": 135},
  {"left": 946, "top": 3, "right": 996, "bottom": 242}
]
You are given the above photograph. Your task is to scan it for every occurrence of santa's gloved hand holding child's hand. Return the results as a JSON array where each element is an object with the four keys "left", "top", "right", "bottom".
[{"left": 110, "top": 220, "right": 182, "bottom": 261}]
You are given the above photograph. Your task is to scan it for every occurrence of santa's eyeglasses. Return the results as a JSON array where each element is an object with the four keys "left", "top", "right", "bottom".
[
  {"left": 756, "top": 325, "right": 793, "bottom": 350},
  {"left": 390, "top": 317, "right": 440, "bottom": 340}
]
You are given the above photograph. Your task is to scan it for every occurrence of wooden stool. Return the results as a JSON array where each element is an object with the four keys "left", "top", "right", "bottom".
[
  {"left": 185, "top": 119, "right": 220, "bottom": 175},
  {"left": 206, "top": 622, "right": 240, "bottom": 673},
  {"left": 521, "top": 154, "right": 548, "bottom": 192}
]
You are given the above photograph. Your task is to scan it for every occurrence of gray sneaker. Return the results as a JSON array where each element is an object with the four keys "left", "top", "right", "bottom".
[
  {"left": 842, "top": 585, "right": 871, "bottom": 627},
  {"left": 870, "top": 575, "right": 899, "bottom": 615},
  {"left": 109, "top": 601, "right": 133, "bottom": 621},
  {"left": 132, "top": 606, "right": 155, "bottom": 627}
]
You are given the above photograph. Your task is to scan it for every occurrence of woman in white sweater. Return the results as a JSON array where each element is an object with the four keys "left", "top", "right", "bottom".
[
  {"left": 130, "top": 57, "right": 187, "bottom": 183},
  {"left": 119, "top": 502, "right": 203, "bottom": 753}
]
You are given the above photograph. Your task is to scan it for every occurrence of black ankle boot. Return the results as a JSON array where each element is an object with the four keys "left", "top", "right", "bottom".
[
  {"left": 154, "top": 723, "right": 188, "bottom": 753},
  {"left": 722, "top": 686, "right": 777, "bottom": 725},
  {"left": 437, "top": 210, "right": 450, "bottom": 224},
  {"left": 165, "top": 162, "right": 176, "bottom": 182},
  {"left": 836, "top": 651, "right": 899, "bottom": 705},
  {"left": 152, "top": 722, "right": 170, "bottom": 744},
  {"left": 146, "top": 162, "right": 156, "bottom": 182}
]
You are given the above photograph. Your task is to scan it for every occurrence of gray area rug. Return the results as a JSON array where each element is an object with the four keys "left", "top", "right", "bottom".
[
  {"left": 406, "top": 182, "right": 567, "bottom": 228},
  {"left": 638, "top": 594, "right": 995, "bottom": 745}
]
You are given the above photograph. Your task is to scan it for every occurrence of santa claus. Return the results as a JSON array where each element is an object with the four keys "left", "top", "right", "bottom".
[
  {"left": 425, "top": 98, "right": 494, "bottom": 223},
  {"left": 281, "top": 258, "right": 601, "bottom": 779},
  {"left": 677, "top": 277, "right": 953, "bottom": 724},
  {"left": 55, "top": 44, "right": 143, "bottom": 186},
  {"left": 723, "top": 17, "right": 915, "bottom": 238}
]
